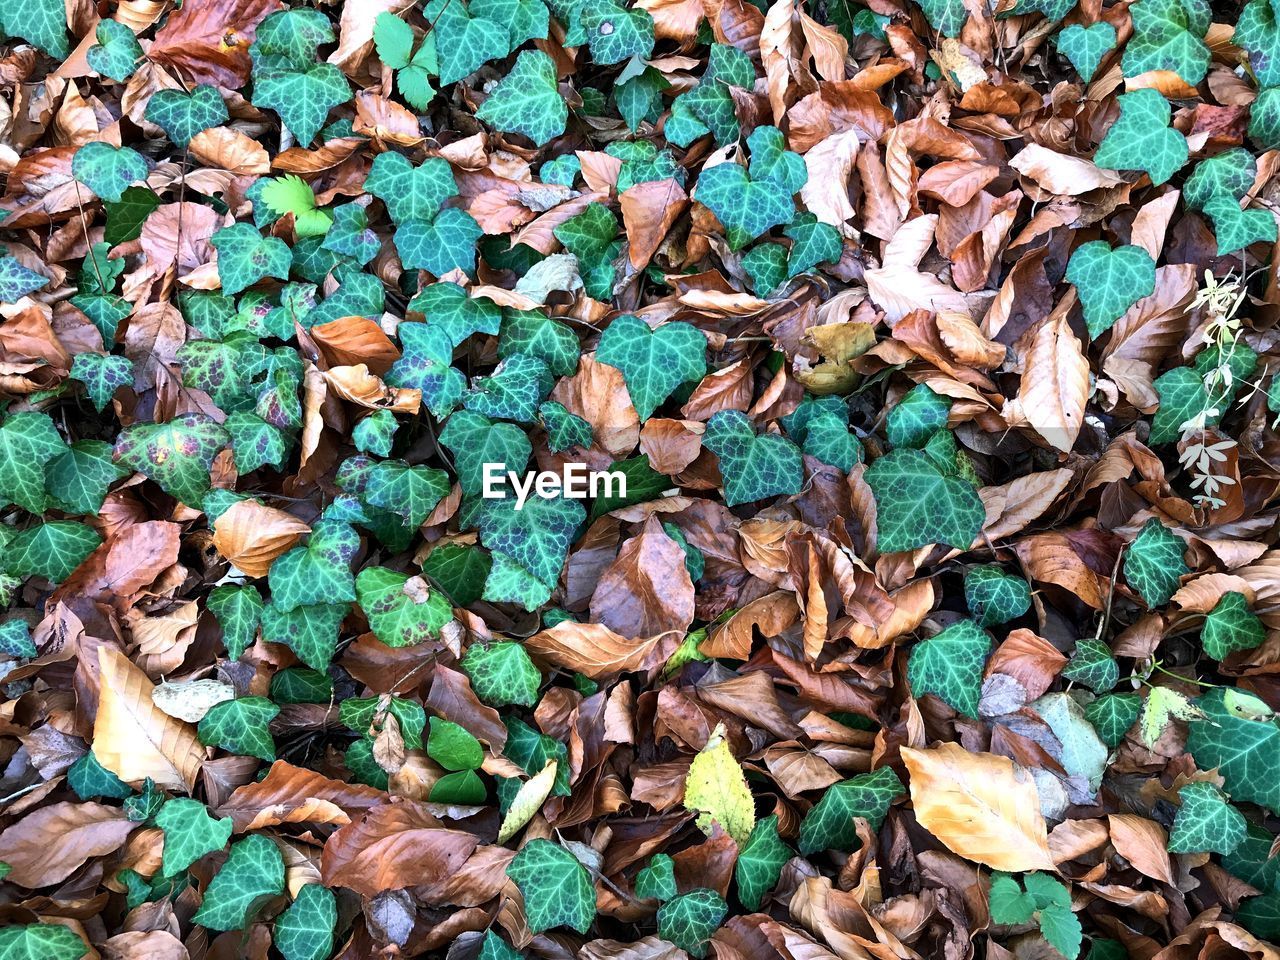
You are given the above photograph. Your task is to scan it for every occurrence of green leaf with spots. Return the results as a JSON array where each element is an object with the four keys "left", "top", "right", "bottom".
[
  {"left": 1203, "top": 193, "right": 1278, "bottom": 256},
  {"left": 1188, "top": 687, "right": 1280, "bottom": 812},
  {"left": 907, "top": 619, "right": 991, "bottom": 717},
  {"left": 917, "top": 0, "right": 967, "bottom": 36},
  {"left": 275, "top": 884, "right": 336, "bottom": 960},
  {"left": 1184, "top": 148, "right": 1257, "bottom": 209},
  {"left": 440, "top": 409, "right": 532, "bottom": 495},
  {"left": 47, "top": 440, "right": 129, "bottom": 516},
  {"left": 702, "top": 410, "right": 802, "bottom": 507},
  {"left": 268, "top": 519, "right": 358, "bottom": 613},
  {"left": 198, "top": 696, "right": 279, "bottom": 761},
  {"left": 0, "top": 619, "right": 35, "bottom": 659},
  {"left": 1085, "top": 692, "right": 1142, "bottom": 748},
  {"left": 657, "top": 888, "right": 727, "bottom": 959},
  {"left": 473, "top": 0, "right": 549, "bottom": 48},
  {"left": 72, "top": 142, "right": 147, "bottom": 203},
  {"left": 394, "top": 207, "right": 484, "bottom": 276},
  {"left": 499, "top": 309, "right": 580, "bottom": 376},
  {"left": 253, "top": 8, "right": 334, "bottom": 70},
  {"left": 1122, "top": 0, "right": 1210, "bottom": 84},
  {"left": 465, "top": 352, "right": 553, "bottom": 423},
  {"left": 1150, "top": 365, "right": 1213, "bottom": 444},
  {"left": 886, "top": 383, "right": 950, "bottom": 449},
  {"left": 155, "top": 798, "right": 233, "bottom": 877},
  {"left": 580, "top": 0, "right": 654, "bottom": 63},
  {"left": 0, "top": 256, "right": 50, "bottom": 302},
  {"left": 596, "top": 314, "right": 706, "bottom": 421},
  {"left": 0, "top": 0, "right": 69, "bottom": 57},
  {"left": 209, "top": 584, "right": 264, "bottom": 660},
  {"left": 428, "top": 716, "right": 484, "bottom": 770},
  {"left": 352, "top": 410, "right": 397, "bottom": 457},
  {"left": 0, "top": 412, "right": 67, "bottom": 513},
  {"left": 113, "top": 413, "right": 229, "bottom": 506},
  {"left": 667, "top": 44, "right": 755, "bottom": 147},
  {"left": 4, "top": 522, "right": 101, "bottom": 582},
  {"left": 0, "top": 924, "right": 88, "bottom": 960},
  {"left": 366, "top": 153, "right": 458, "bottom": 224},
  {"left": 785, "top": 213, "right": 842, "bottom": 278},
  {"left": 387, "top": 322, "right": 466, "bottom": 418},
  {"left": 409, "top": 282, "right": 501, "bottom": 347},
  {"left": 225, "top": 412, "right": 290, "bottom": 474},
  {"left": 636, "top": 853, "right": 676, "bottom": 901},
  {"left": 743, "top": 243, "right": 788, "bottom": 296},
  {"left": 864, "top": 447, "right": 984, "bottom": 553},
  {"left": 475, "top": 49, "right": 567, "bottom": 146},
  {"left": 1065, "top": 241, "right": 1156, "bottom": 339},
  {"left": 1202, "top": 591, "right": 1265, "bottom": 661},
  {"left": 1093, "top": 88, "right": 1188, "bottom": 185},
  {"left": 462, "top": 640, "right": 542, "bottom": 707},
  {"left": 87, "top": 21, "right": 143, "bottom": 81},
  {"left": 965, "top": 565, "right": 1032, "bottom": 627},
  {"left": 252, "top": 61, "right": 350, "bottom": 146},
  {"left": 465, "top": 490, "right": 583, "bottom": 604},
  {"left": 735, "top": 815, "right": 792, "bottom": 910},
  {"left": 1168, "top": 781, "right": 1246, "bottom": 855},
  {"left": 423, "top": 543, "right": 491, "bottom": 606},
  {"left": 797, "top": 766, "right": 904, "bottom": 855},
  {"left": 211, "top": 224, "right": 290, "bottom": 298},
  {"left": 322, "top": 203, "right": 380, "bottom": 264},
  {"left": 1237, "top": 0, "right": 1280, "bottom": 86},
  {"left": 1061, "top": 637, "right": 1119, "bottom": 693},
  {"left": 144, "top": 85, "right": 228, "bottom": 147},
  {"left": 340, "top": 695, "right": 426, "bottom": 748},
  {"left": 356, "top": 566, "right": 453, "bottom": 647},
  {"left": 695, "top": 126, "right": 805, "bottom": 249},
  {"left": 70, "top": 353, "right": 132, "bottom": 412},
  {"left": 1056, "top": 21, "right": 1116, "bottom": 80},
  {"left": 540, "top": 400, "right": 593, "bottom": 452},
  {"left": 191, "top": 834, "right": 285, "bottom": 932},
  {"left": 1124, "top": 517, "right": 1188, "bottom": 607},
  {"left": 507, "top": 839, "right": 596, "bottom": 934}
]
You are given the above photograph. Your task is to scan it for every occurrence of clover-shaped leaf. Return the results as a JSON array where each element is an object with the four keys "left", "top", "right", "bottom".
[
  {"left": 190, "top": 834, "right": 285, "bottom": 932},
  {"left": 702, "top": 410, "right": 803, "bottom": 507},
  {"left": 907, "top": 619, "right": 991, "bottom": 718},
  {"left": 198, "top": 696, "right": 279, "bottom": 761},
  {"left": 144, "top": 85, "right": 229, "bottom": 147},
  {"left": 356, "top": 566, "right": 453, "bottom": 647},
  {"left": 1124, "top": 517, "right": 1188, "bottom": 607},
  {"left": 1066, "top": 241, "right": 1156, "bottom": 339},
  {"left": 113, "top": 413, "right": 230, "bottom": 506},
  {"left": 596, "top": 314, "right": 706, "bottom": 421},
  {"left": 864, "top": 447, "right": 984, "bottom": 553},
  {"left": 1056, "top": 21, "right": 1116, "bottom": 80},
  {"left": 1093, "top": 88, "right": 1188, "bottom": 185},
  {"left": 507, "top": 839, "right": 596, "bottom": 934}
]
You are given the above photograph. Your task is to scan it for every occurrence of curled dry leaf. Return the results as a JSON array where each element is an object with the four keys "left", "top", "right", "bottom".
[{"left": 211, "top": 499, "right": 312, "bottom": 577}]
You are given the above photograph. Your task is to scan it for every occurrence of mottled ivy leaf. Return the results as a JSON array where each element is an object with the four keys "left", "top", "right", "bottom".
[
  {"left": 503, "top": 716, "right": 571, "bottom": 795},
  {"left": 366, "top": 153, "right": 457, "bottom": 224},
  {"left": 47, "top": 440, "right": 129, "bottom": 516},
  {"left": 964, "top": 565, "right": 1031, "bottom": 627},
  {"left": 67, "top": 750, "right": 131, "bottom": 800},
  {"left": 113, "top": 413, "right": 230, "bottom": 506},
  {"left": 540, "top": 154, "right": 581, "bottom": 186},
  {"left": 430, "top": 2, "right": 508, "bottom": 84},
  {"left": 72, "top": 142, "right": 147, "bottom": 203},
  {"left": 0, "top": 412, "right": 67, "bottom": 514},
  {"left": 916, "top": 0, "right": 967, "bottom": 37},
  {"left": 1187, "top": 687, "right": 1280, "bottom": 811},
  {"left": 1061, "top": 637, "right": 1119, "bottom": 693},
  {"left": 864, "top": 447, "right": 984, "bottom": 553},
  {"left": 1203, "top": 193, "right": 1278, "bottom": 256},
  {"left": 1202, "top": 591, "right": 1265, "bottom": 660},
  {"left": 154, "top": 798, "right": 233, "bottom": 877},
  {"left": 667, "top": 44, "right": 755, "bottom": 147},
  {"left": 87, "top": 19, "right": 143, "bottom": 81},
  {"left": 615, "top": 66, "right": 667, "bottom": 131},
  {"left": 1085, "top": 692, "right": 1142, "bottom": 748},
  {"left": 1065, "top": 241, "right": 1156, "bottom": 339},
  {"left": 394, "top": 207, "right": 484, "bottom": 276},
  {"left": 735, "top": 815, "right": 792, "bottom": 910},
  {"left": 657, "top": 889, "right": 727, "bottom": 959},
  {"left": 253, "top": 8, "right": 334, "bottom": 70},
  {"left": 408, "top": 283, "right": 500, "bottom": 350},
  {"left": 208, "top": 584, "right": 264, "bottom": 660},
  {"left": 144, "top": 85, "right": 229, "bottom": 147},
  {"left": 440, "top": 409, "right": 532, "bottom": 495},
  {"left": 322, "top": 203, "right": 380, "bottom": 264},
  {"left": 70, "top": 353, "right": 132, "bottom": 412},
  {"left": 0, "top": 924, "right": 88, "bottom": 960},
  {"left": 210, "top": 223, "right": 291, "bottom": 298},
  {"left": 0, "top": 619, "right": 35, "bottom": 659},
  {"left": 465, "top": 352, "right": 553, "bottom": 423},
  {"left": 1184, "top": 147, "right": 1257, "bottom": 210},
  {"left": 695, "top": 125, "right": 805, "bottom": 249},
  {"left": 268, "top": 519, "right": 359, "bottom": 613},
  {"left": 124, "top": 779, "right": 164, "bottom": 823},
  {"left": 387, "top": 322, "right": 466, "bottom": 418},
  {"left": 364, "top": 459, "right": 451, "bottom": 529},
  {"left": 475, "top": 49, "right": 567, "bottom": 146},
  {"left": 499, "top": 309, "right": 580, "bottom": 376},
  {"left": 1249, "top": 86, "right": 1280, "bottom": 150},
  {"left": 555, "top": 202, "right": 617, "bottom": 272},
  {"left": 1093, "top": 88, "right": 1189, "bottom": 185},
  {"left": 1236, "top": 0, "right": 1280, "bottom": 86},
  {"left": 1124, "top": 518, "right": 1189, "bottom": 607},
  {"left": 635, "top": 853, "right": 677, "bottom": 901},
  {"left": 275, "top": 884, "right": 336, "bottom": 960},
  {"left": 797, "top": 766, "right": 904, "bottom": 855},
  {"left": 0, "top": 0, "right": 69, "bottom": 57},
  {"left": 886, "top": 383, "right": 950, "bottom": 449},
  {"left": 785, "top": 213, "right": 842, "bottom": 278},
  {"left": 356, "top": 566, "right": 453, "bottom": 647},
  {"left": 462, "top": 640, "right": 542, "bottom": 707},
  {"left": 581, "top": 0, "right": 654, "bottom": 63},
  {"left": 540, "top": 401, "right": 593, "bottom": 452},
  {"left": 1223, "top": 820, "right": 1280, "bottom": 894},
  {"left": 1055, "top": 21, "right": 1116, "bottom": 81},
  {"left": 191, "top": 834, "right": 285, "bottom": 932},
  {"left": 475, "top": 931, "right": 522, "bottom": 960},
  {"left": 345, "top": 739, "right": 388, "bottom": 789},
  {"left": 352, "top": 410, "right": 397, "bottom": 457},
  {"left": 1122, "top": 0, "right": 1210, "bottom": 84},
  {"left": 702, "top": 409, "right": 803, "bottom": 507},
  {"left": 596, "top": 314, "right": 706, "bottom": 421},
  {"left": 423, "top": 544, "right": 492, "bottom": 607},
  {"left": 742, "top": 243, "right": 787, "bottom": 297},
  {"left": 340, "top": 696, "right": 426, "bottom": 749},
  {"left": 0, "top": 255, "right": 50, "bottom": 303},
  {"left": 2, "top": 522, "right": 95, "bottom": 582},
  {"left": 428, "top": 716, "right": 484, "bottom": 770},
  {"left": 507, "top": 839, "right": 596, "bottom": 934},
  {"left": 1168, "top": 781, "right": 1246, "bottom": 855},
  {"left": 198, "top": 696, "right": 279, "bottom": 761},
  {"left": 907, "top": 619, "right": 991, "bottom": 718},
  {"left": 270, "top": 667, "right": 333, "bottom": 704},
  {"left": 252, "top": 61, "right": 350, "bottom": 146},
  {"left": 224, "top": 412, "right": 290, "bottom": 474},
  {"left": 1149, "top": 365, "right": 1212, "bottom": 444}
]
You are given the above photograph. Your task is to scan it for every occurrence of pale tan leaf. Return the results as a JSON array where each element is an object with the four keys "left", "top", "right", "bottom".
[
  {"left": 1011, "top": 314, "right": 1089, "bottom": 453},
  {"left": 211, "top": 499, "right": 312, "bottom": 578}
]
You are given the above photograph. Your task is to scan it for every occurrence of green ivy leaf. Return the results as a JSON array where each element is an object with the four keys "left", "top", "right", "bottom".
[
  {"left": 364, "top": 458, "right": 451, "bottom": 529},
  {"left": 964, "top": 565, "right": 1032, "bottom": 627},
  {"left": 87, "top": 20, "right": 143, "bottom": 81},
  {"left": 702, "top": 410, "right": 803, "bottom": 507},
  {"left": 0, "top": 255, "right": 50, "bottom": 302},
  {"left": 253, "top": 8, "right": 334, "bottom": 70},
  {"left": 499, "top": 309, "right": 580, "bottom": 376},
  {"left": 507, "top": 839, "right": 596, "bottom": 933},
  {"left": 113, "top": 413, "right": 230, "bottom": 506},
  {"left": 1093, "top": 88, "right": 1188, "bottom": 185},
  {"left": 1055, "top": 21, "right": 1116, "bottom": 80},
  {"left": 191, "top": 834, "right": 285, "bottom": 932},
  {"left": 1150, "top": 365, "right": 1213, "bottom": 444},
  {"left": 475, "top": 49, "right": 567, "bottom": 146},
  {"left": 198, "top": 696, "right": 279, "bottom": 761},
  {"left": 907, "top": 620, "right": 991, "bottom": 718},
  {"left": 783, "top": 396, "right": 862, "bottom": 472},
  {"left": 440, "top": 409, "right": 532, "bottom": 495},
  {"left": 0, "top": 619, "right": 36, "bottom": 660},
  {"left": 356, "top": 566, "right": 453, "bottom": 647},
  {"left": 268, "top": 519, "right": 359, "bottom": 612},
  {"left": 657, "top": 888, "right": 727, "bottom": 959},
  {"left": 461, "top": 640, "right": 542, "bottom": 707},
  {"left": 252, "top": 61, "right": 350, "bottom": 147},
  {"left": 0, "top": 924, "right": 88, "bottom": 960},
  {"left": 270, "top": 667, "right": 333, "bottom": 704},
  {"left": 46, "top": 440, "right": 129, "bottom": 516},
  {"left": 366, "top": 152, "right": 457, "bottom": 224},
  {"left": 4, "top": 521, "right": 101, "bottom": 582},
  {"left": 422, "top": 543, "right": 492, "bottom": 606},
  {"left": 666, "top": 44, "right": 755, "bottom": 146},
  {"left": 208, "top": 584, "right": 264, "bottom": 660},
  {"left": 409, "top": 282, "right": 501, "bottom": 347},
  {"left": 70, "top": 353, "right": 132, "bottom": 412},
  {"left": 211, "top": 223, "right": 291, "bottom": 297},
  {"left": 274, "top": 884, "right": 337, "bottom": 960},
  {"left": 104, "top": 186, "right": 162, "bottom": 245},
  {"left": 1122, "top": 0, "right": 1210, "bottom": 85},
  {"left": 394, "top": 206, "right": 484, "bottom": 276},
  {"left": 322, "top": 203, "right": 381, "bottom": 264},
  {"left": 1168, "top": 781, "right": 1246, "bottom": 855},
  {"left": 695, "top": 126, "right": 805, "bottom": 249},
  {"left": 155, "top": 798, "right": 234, "bottom": 877},
  {"left": 797, "top": 767, "right": 904, "bottom": 855},
  {"left": 1238, "top": 891, "right": 1280, "bottom": 941},
  {"left": 540, "top": 400, "right": 593, "bottom": 452},
  {"left": 1124, "top": 518, "right": 1189, "bottom": 607},
  {"left": 225, "top": 412, "right": 290, "bottom": 474},
  {"left": 1184, "top": 148, "right": 1257, "bottom": 210},
  {"left": 596, "top": 314, "right": 706, "bottom": 421},
  {"left": 1203, "top": 193, "right": 1278, "bottom": 256},
  {"left": 735, "top": 814, "right": 793, "bottom": 910},
  {"left": 0, "top": 0, "right": 69, "bottom": 57},
  {"left": 635, "top": 853, "right": 677, "bottom": 901},
  {"left": 1084, "top": 692, "right": 1142, "bottom": 747},
  {"left": 340, "top": 695, "right": 426, "bottom": 748},
  {"left": 352, "top": 410, "right": 397, "bottom": 457},
  {"left": 1061, "top": 637, "right": 1119, "bottom": 693},
  {"left": 864, "top": 447, "right": 984, "bottom": 553},
  {"left": 917, "top": 0, "right": 967, "bottom": 37},
  {"left": 1202, "top": 591, "right": 1265, "bottom": 660},
  {"left": 0, "top": 412, "right": 67, "bottom": 513},
  {"left": 1237, "top": 0, "right": 1280, "bottom": 85},
  {"left": 886, "top": 383, "right": 950, "bottom": 449},
  {"left": 1249, "top": 86, "right": 1280, "bottom": 149},
  {"left": 1187, "top": 687, "right": 1280, "bottom": 812},
  {"left": 742, "top": 243, "right": 788, "bottom": 296},
  {"left": 428, "top": 716, "right": 484, "bottom": 770},
  {"left": 1065, "top": 241, "right": 1156, "bottom": 339},
  {"left": 387, "top": 322, "right": 467, "bottom": 418},
  {"left": 785, "top": 213, "right": 842, "bottom": 277},
  {"left": 615, "top": 67, "right": 667, "bottom": 131},
  {"left": 144, "top": 85, "right": 229, "bottom": 147},
  {"left": 432, "top": 2, "right": 509, "bottom": 84},
  {"left": 72, "top": 142, "right": 147, "bottom": 203}
]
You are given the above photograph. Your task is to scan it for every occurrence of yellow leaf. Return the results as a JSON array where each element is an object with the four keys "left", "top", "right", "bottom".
[
  {"left": 497, "top": 760, "right": 557, "bottom": 844},
  {"left": 901, "top": 742, "right": 1056, "bottom": 872},
  {"left": 683, "top": 723, "right": 755, "bottom": 846}
]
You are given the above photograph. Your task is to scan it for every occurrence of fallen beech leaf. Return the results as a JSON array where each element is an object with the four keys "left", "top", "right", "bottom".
[
  {"left": 211, "top": 499, "right": 311, "bottom": 578},
  {"left": 0, "top": 801, "right": 136, "bottom": 887}
]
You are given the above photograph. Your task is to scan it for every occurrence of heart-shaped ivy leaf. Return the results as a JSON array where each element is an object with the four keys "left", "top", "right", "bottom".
[{"left": 1065, "top": 240, "right": 1157, "bottom": 338}]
